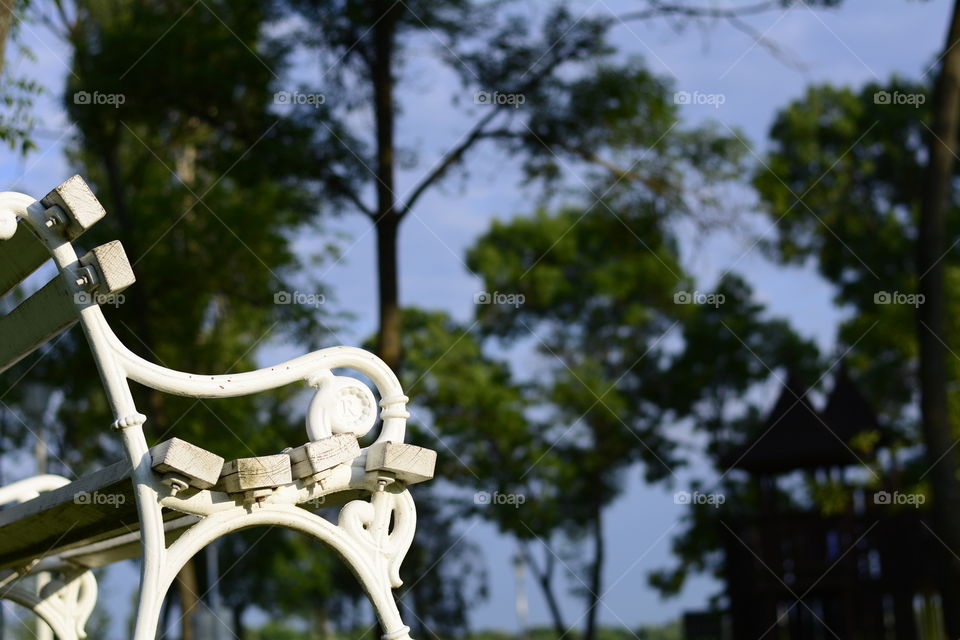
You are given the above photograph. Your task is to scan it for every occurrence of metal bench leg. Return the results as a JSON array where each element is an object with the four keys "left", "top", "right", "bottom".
[
  {"left": 130, "top": 569, "right": 166, "bottom": 640},
  {"left": 337, "top": 488, "right": 416, "bottom": 640},
  {"left": 158, "top": 488, "right": 419, "bottom": 640},
  {"left": 131, "top": 478, "right": 169, "bottom": 640}
]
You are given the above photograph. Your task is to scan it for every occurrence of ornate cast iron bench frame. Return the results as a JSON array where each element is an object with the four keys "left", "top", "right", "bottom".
[{"left": 0, "top": 176, "right": 435, "bottom": 639}]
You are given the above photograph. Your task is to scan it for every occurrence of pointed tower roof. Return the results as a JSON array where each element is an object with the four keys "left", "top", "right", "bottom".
[
  {"left": 820, "top": 362, "right": 882, "bottom": 440},
  {"left": 721, "top": 366, "right": 880, "bottom": 474}
]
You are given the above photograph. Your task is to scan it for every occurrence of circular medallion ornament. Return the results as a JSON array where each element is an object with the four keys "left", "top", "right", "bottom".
[{"left": 307, "top": 375, "right": 377, "bottom": 440}]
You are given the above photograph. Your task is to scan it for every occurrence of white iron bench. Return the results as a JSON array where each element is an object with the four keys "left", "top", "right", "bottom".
[{"left": 0, "top": 176, "right": 436, "bottom": 640}]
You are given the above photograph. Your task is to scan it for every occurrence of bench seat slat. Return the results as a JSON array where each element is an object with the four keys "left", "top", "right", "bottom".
[
  {"left": 0, "top": 439, "right": 228, "bottom": 570},
  {"left": 0, "top": 461, "right": 135, "bottom": 569},
  {"left": 58, "top": 515, "right": 199, "bottom": 569}
]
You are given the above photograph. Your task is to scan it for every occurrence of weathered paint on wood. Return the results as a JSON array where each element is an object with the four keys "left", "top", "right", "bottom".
[
  {"left": 40, "top": 175, "right": 106, "bottom": 241},
  {"left": 219, "top": 455, "right": 292, "bottom": 493},
  {"left": 80, "top": 240, "right": 135, "bottom": 295},
  {"left": 150, "top": 438, "right": 224, "bottom": 490},
  {"left": 365, "top": 442, "right": 437, "bottom": 485},
  {"left": 0, "top": 222, "right": 48, "bottom": 296},
  {"left": 289, "top": 434, "right": 360, "bottom": 479}
]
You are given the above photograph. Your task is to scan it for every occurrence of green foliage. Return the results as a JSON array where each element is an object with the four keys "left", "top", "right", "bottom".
[
  {"left": 753, "top": 77, "right": 950, "bottom": 435},
  {"left": 2, "top": 0, "right": 345, "bottom": 629},
  {"left": 650, "top": 76, "right": 945, "bottom": 604},
  {"left": 0, "top": 71, "right": 38, "bottom": 154},
  {"left": 0, "top": 3, "right": 40, "bottom": 154},
  {"left": 3, "top": 0, "right": 334, "bottom": 466},
  {"left": 402, "top": 189, "right": 817, "bottom": 622}
]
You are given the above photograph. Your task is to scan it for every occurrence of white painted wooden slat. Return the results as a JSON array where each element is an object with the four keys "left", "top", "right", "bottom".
[
  {"left": 150, "top": 438, "right": 224, "bottom": 490},
  {"left": 289, "top": 434, "right": 360, "bottom": 479},
  {"left": 219, "top": 455, "right": 293, "bottom": 493},
  {"left": 79, "top": 240, "right": 136, "bottom": 294},
  {"left": 0, "top": 461, "right": 135, "bottom": 569},
  {"left": 365, "top": 442, "right": 437, "bottom": 485},
  {"left": 0, "top": 240, "right": 136, "bottom": 373},
  {"left": 0, "top": 274, "right": 77, "bottom": 374},
  {"left": 0, "top": 222, "right": 49, "bottom": 297},
  {"left": 40, "top": 175, "right": 106, "bottom": 241},
  {"left": 0, "top": 176, "right": 107, "bottom": 298}
]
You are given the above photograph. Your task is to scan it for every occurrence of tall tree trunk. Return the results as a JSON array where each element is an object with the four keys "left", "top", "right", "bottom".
[
  {"left": 372, "top": 5, "right": 402, "bottom": 372},
  {"left": 376, "top": 214, "right": 401, "bottom": 371},
  {"left": 0, "top": 0, "right": 14, "bottom": 79},
  {"left": 107, "top": 139, "right": 203, "bottom": 638},
  {"left": 918, "top": 0, "right": 960, "bottom": 636},
  {"left": 583, "top": 504, "right": 604, "bottom": 640}
]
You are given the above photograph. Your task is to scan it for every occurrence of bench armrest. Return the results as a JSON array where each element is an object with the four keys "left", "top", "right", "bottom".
[{"left": 104, "top": 330, "right": 409, "bottom": 444}]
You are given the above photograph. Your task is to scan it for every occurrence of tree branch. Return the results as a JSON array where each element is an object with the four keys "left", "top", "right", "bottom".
[
  {"left": 329, "top": 173, "right": 373, "bottom": 218},
  {"left": 619, "top": 0, "right": 806, "bottom": 71},
  {"left": 619, "top": 0, "right": 778, "bottom": 22},
  {"left": 726, "top": 14, "right": 806, "bottom": 71},
  {"left": 542, "top": 139, "right": 677, "bottom": 200},
  {"left": 399, "top": 15, "right": 610, "bottom": 219},
  {"left": 399, "top": 106, "right": 503, "bottom": 217}
]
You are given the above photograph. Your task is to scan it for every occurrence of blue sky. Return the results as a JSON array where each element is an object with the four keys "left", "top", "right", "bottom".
[{"left": 0, "top": 0, "right": 953, "bottom": 635}]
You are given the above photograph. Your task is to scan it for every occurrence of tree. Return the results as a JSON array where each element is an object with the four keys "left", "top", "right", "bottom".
[
  {"left": 1, "top": 0, "right": 339, "bottom": 635},
  {"left": 752, "top": 69, "right": 960, "bottom": 632},
  {"left": 397, "top": 176, "right": 808, "bottom": 639},
  {"left": 274, "top": 2, "right": 859, "bottom": 631},
  {"left": 0, "top": 0, "right": 39, "bottom": 152},
  {"left": 915, "top": 1, "right": 960, "bottom": 633},
  {"left": 279, "top": 4, "right": 751, "bottom": 631},
  {"left": 282, "top": 1, "right": 765, "bottom": 373},
  {"left": 281, "top": 1, "right": 622, "bottom": 371}
]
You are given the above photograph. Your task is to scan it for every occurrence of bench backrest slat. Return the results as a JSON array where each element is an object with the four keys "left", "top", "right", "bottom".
[
  {"left": 0, "top": 240, "right": 136, "bottom": 374},
  {"left": 0, "top": 175, "right": 106, "bottom": 297},
  {"left": 0, "top": 274, "right": 78, "bottom": 374},
  {"left": 0, "top": 224, "right": 49, "bottom": 297}
]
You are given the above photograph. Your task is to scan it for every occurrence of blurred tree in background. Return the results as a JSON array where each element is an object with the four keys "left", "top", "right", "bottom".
[
  {"left": 277, "top": 3, "right": 759, "bottom": 636},
  {"left": 0, "top": 0, "right": 39, "bottom": 152},
  {"left": 4, "top": 0, "right": 340, "bottom": 636},
  {"left": 400, "top": 178, "right": 817, "bottom": 640},
  {"left": 649, "top": 65, "right": 960, "bottom": 636},
  {"left": 753, "top": 73, "right": 960, "bottom": 629}
]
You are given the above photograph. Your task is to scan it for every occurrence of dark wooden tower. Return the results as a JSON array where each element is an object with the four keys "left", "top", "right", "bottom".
[{"left": 714, "top": 366, "right": 940, "bottom": 640}]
